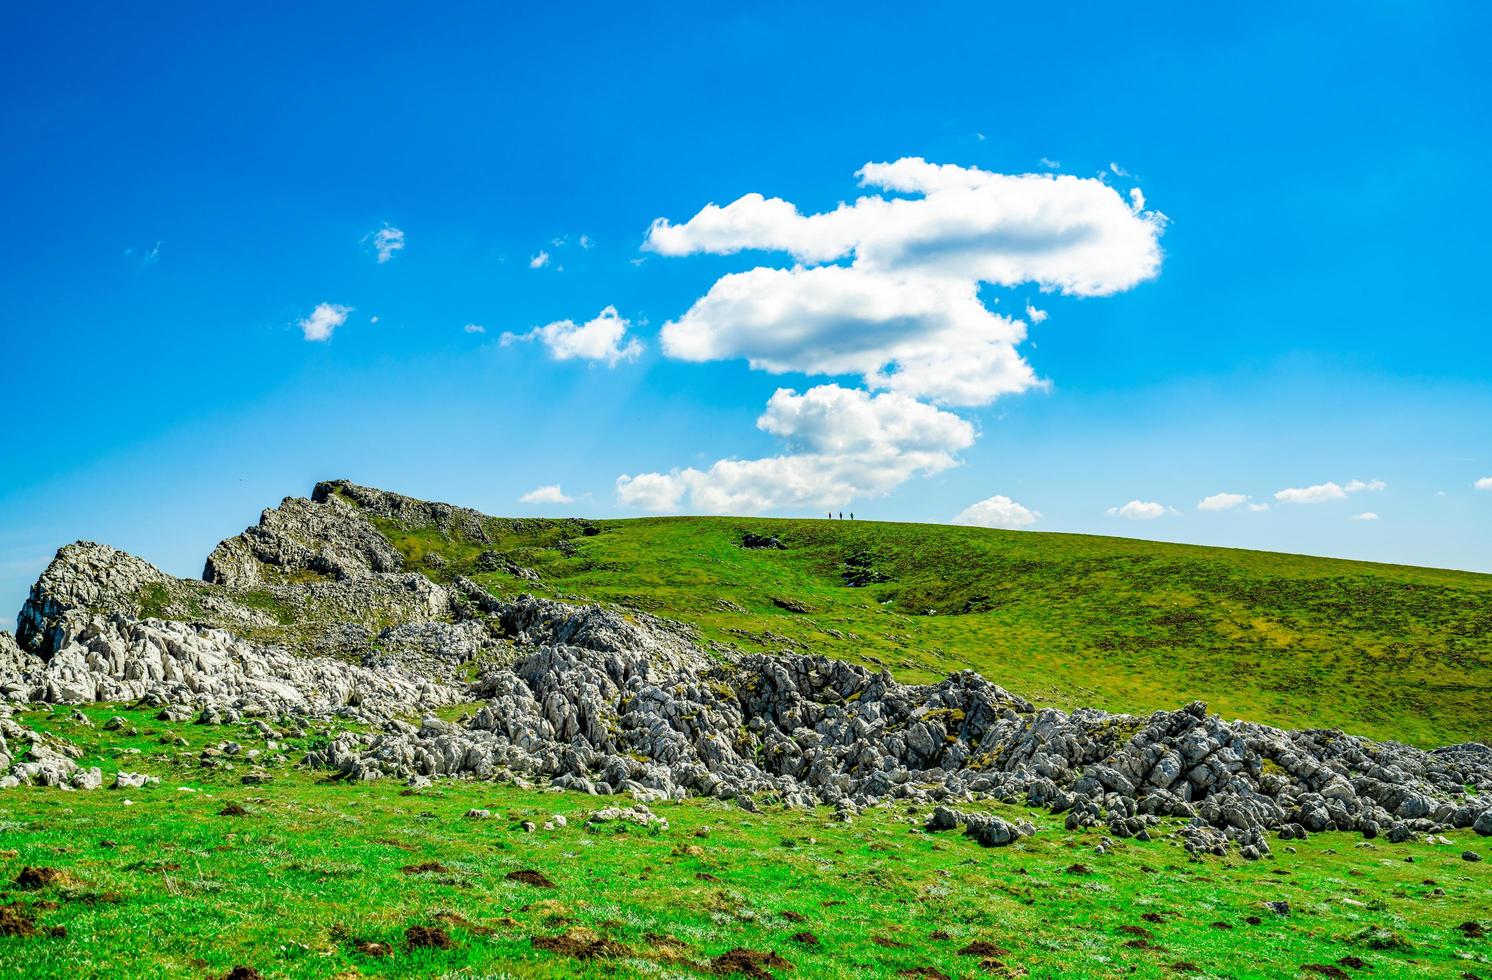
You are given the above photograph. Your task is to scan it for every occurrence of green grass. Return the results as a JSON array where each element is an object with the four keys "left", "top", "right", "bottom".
[
  {"left": 2, "top": 704, "right": 1488, "bottom": 978},
  {"left": 370, "top": 514, "right": 1492, "bottom": 748}
]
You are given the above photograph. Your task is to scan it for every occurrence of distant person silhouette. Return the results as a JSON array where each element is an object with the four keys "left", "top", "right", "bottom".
[
  {"left": 850, "top": 512, "right": 854, "bottom": 520},
  {"left": 838, "top": 511, "right": 843, "bottom": 519}
]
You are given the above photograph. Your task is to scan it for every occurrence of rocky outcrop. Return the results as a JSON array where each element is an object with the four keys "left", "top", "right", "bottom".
[
  {"left": 314, "top": 479, "right": 493, "bottom": 542},
  {"left": 204, "top": 493, "right": 403, "bottom": 585},
  {"left": 10, "top": 612, "right": 458, "bottom": 720},
  {"left": 312, "top": 642, "right": 1492, "bottom": 851},
  {"left": 16, "top": 542, "right": 169, "bottom": 654},
  {"left": 5, "top": 479, "right": 1490, "bottom": 854}
]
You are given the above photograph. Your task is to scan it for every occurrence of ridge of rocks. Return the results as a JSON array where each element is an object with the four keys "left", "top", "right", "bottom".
[{"left": 2, "top": 480, "right": 1490, "bottom": 853}]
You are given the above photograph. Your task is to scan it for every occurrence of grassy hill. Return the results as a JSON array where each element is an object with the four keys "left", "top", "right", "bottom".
[{"left": 374, "top": 513, "right": 1492, "bottom": 748}]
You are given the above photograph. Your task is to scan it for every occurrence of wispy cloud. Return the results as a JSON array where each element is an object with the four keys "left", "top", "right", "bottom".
[
  {"left": 368, "top": 225, "right": 405, "bottom": 263},
  {"left": 1351, "top": 511, "right": 1380, "bottom": 521},
  {"left": 298, "top": 302, "right": 352, "bottom": 342},
  {"left": 529, "top": 250, "right": 550, "bottom": 269},
  {"left": 1477, "top": 476, "right": 1492, "bottom": 491},
  {"left": 463, "top": 323, "right": 486, "bottom": 334},
  {"left": 1275, "top": 479, "right": 1385, "bottom": 504}
]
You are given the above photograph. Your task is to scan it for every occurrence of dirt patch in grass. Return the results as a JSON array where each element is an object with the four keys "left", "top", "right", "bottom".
[
  {"left": 14, "top": 867, "right": 78, "bottom": 891},
  {"left": 354, "top": 940, "right": 392, "bottom": 958},
  {"left": 405, "top": 925, "right": 455, "bottom": 950},
  {"left": 505, "top": 869, "right": 555, "bottom": 888},
  {"left": 1457, "top": 921, "right": 1485, "bottom": 939},
  {"left": 1065, "top": 863, "right": 1093, "bottom": 875},
  {"left": 0, "top": 903, "right": 65, "bottom": 938},
  {"left": 1302, "top": 967, "right": 1349, "bottom": 979},
  {"left": 710, "top": 948, "right": 793, "bottom": 978},
  {"left": 401, "top": 861, "right": 450, "bottom": 874},
  {"left": 532, "top": 928, "right": 632, "bottom": 959},
  {"left": 217, "top": 803, "right": 250, "bottom": 817},
  {"left": 790, "top": 931, "right": 819, "bottom": 945},
  {"left": 222, "top": 968, "right": 264, "bottom": 980},
  {"left": 958, "top": 940, "right": 1010, "bottom": 957},
  {"left": 1337, "top": 956, "right": 1368, "bottom": 970},
  {"left": 779, "top": 910, "right": 806, "bottom": 922},
  {"left": 643, "top": 932, "right": 693, "bottom": 963},
  {"left": 873, "top": 935, "right": 910, "bottom": 948},
  {"left": 900, "top": 970, "right": 952, "bottom": 980}
]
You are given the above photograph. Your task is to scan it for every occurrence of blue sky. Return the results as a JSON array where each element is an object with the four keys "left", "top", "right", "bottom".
[{"left": 2, "top": 2, "right": 1490, "bottom": 628}]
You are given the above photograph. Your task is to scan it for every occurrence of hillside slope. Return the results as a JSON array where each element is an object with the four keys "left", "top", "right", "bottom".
[{"left": 362, "top": 499, "right": 1492, "bottom": 747}]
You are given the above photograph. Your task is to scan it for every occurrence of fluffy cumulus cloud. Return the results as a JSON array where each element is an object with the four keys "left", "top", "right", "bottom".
[
  {"left": 519, "top": 485, "right": 573, "bottom": 504},
  {"left": 952, "top": 495, "right": 1041, "bottom": 529},
  {"left": 615, "top": 384, "right": 973, "bottom": 514},
  {"left": 369, "top": 225, "right": 405, "bottom": 263},
  {"left": 645, "top": 157, "right": 1165, "bottom": 407},
  {"left": 1197, "top": 492, "right": 1249, "bottom": 512},
  {"left": 1275, "top": 479, "right": 1385, "bottom": 504},
  {"left": 1478, "top": 476, "right": 1492, "bottom": 491},
  {"left": 1107, "top": 500, "right": 1170, "bottom": 520},
  {"left": 529, "top": 250, "right": 550, "bottom": 269},
  {"left": 501, "top": 306, "right": 642, "bottom": 366},
  {"left": 298, "top": 302, "right": 352, "bottom": 342}
]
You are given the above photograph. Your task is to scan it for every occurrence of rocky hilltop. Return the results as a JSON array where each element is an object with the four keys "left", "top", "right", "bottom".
[{"left": 2, "top": 480, "right": 1490, "bottom": 856}]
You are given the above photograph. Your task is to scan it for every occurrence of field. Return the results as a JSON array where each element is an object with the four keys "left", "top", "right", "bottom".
[
  {"left": 379, "top": 514, "right": 1492, "bottom": 748},
  {"left": 1, "top": 703, "right": 1488, "bottom": 979}
]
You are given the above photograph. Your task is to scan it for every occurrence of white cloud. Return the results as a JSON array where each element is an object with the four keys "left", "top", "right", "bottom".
[
  {"left": 1197, "top": 492, "right": 1249, "bottom": 511},
  {"left": 1109, "top": 161, "right": 1132, "bottom": 178},
  {"left": 1477, "top": 476, "right": 1492, "bottom": 491},
  {"left": 369, "top": 225, "right": 405, "bottom": 263},
  {"left": 616, "top": 384, "right": 972, "bottom": 514},
  {"left": 1275, "top": 481, "right": 1348, "bottom": 504},
  {"left": 579, "top": 234, "right": 594, "bottom": 249},
  {"left": 519, "top": 485, "right": 574, "bottom": 504},
  {"left": 464, "top": 323, "right": 486, "bottom": 334},
  {"left": 615, "top": 471, "right": 687, "bottom": 511},
  {"left": 1107, "top": 500, "right": 1169, "bottom": 520},
  {"left": 1129, "top": 188, "right": 1146, "bottom": 211},
  {"left": 953, "top": 495, "right": 1040, "bottom": 529},
  {"left": 501, "top": 305, "right": 642, "bottom": 366},
  {"left": 1247, "top": 502, "right": 1271, "bottom": 512},
  {"left": 529, "top": 250, "right": 550, "bottom": 269},
  {"left": 644, "top": 157, "right": 1165, "bottom": 406},
  {"left": 1351, "top": 512, "right": 1380, "bottom": 521},
  {"left": 298, "top": 302, "right": 352, "bottom": 342},
  {"left": 1039, "top": 157, "right": 1061, "bottom": 169},
  {"left": 659, "top": 265, "right": 1038, "bottom": 406},
  {"left": 1025, "top": 302, "right": 1049, "bottom": 324},
  {"left": 1275, "top": 478, "right": 1384, "bottom": 504}
]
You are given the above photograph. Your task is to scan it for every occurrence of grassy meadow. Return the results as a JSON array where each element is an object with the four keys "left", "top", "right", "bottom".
[{"left": 1, "top": 704, "right": 1487, "bottom": 979}]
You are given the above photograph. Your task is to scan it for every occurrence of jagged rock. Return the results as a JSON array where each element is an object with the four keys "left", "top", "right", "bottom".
[
  {"left": 113, "top": 772, "right": 157, "bottom": 789},
  {"left": 5, "top": 612, "right": 458, "bottom": 720},
  {"left": 1475, "top": 810, "right": 1492, "bottom": 836},
  {"left": 741, "top": 533, "right": 786, "bottom": 550},
  {"left": 203, "top": 493, "right": 403, "bottom": 586}
]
